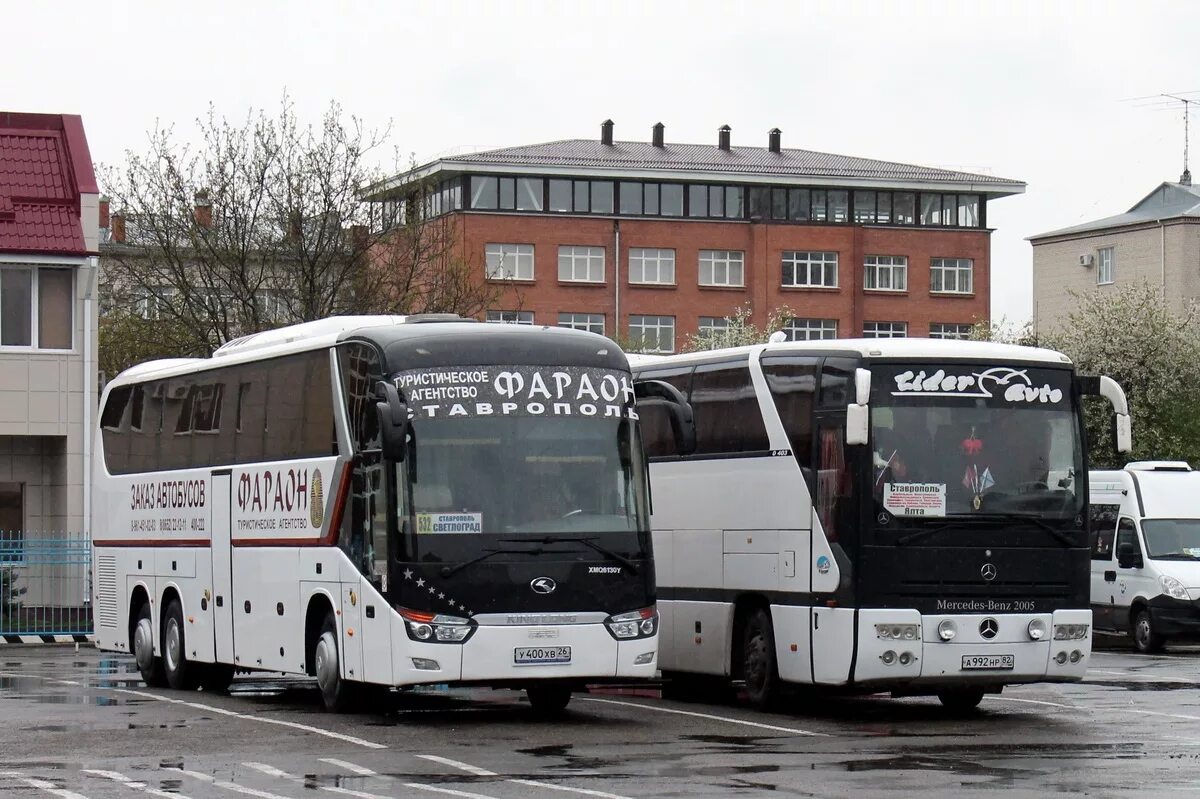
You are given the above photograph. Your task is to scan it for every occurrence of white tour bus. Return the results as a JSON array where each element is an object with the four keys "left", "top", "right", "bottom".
[
  {"left": 1090, "top": 462, "right": 1200, "bottom": 653},
  {"left": 631, "top": 338, "right": 1131, "bottom": 711},
  {"left": 92, "top": 316, "right": 686, "bottom": 713}
]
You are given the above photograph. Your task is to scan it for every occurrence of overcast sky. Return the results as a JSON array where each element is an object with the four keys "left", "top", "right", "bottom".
[{"left": 8, "top": 0, "right": 1199, "bottom": 322}]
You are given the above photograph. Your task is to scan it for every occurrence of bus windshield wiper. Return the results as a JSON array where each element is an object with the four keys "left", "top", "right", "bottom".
[
  {"left": 439, "top": 547, "right": 548, "bottom": 578},
  {"left": 895, "top": 514, "right": 1075, "bottom": 547},
  {"left": 972, "top": 513, "right": 1077, "bottom": 547},
  {"left": 502, "top": 535, "right": 640, "bottom": 575}
]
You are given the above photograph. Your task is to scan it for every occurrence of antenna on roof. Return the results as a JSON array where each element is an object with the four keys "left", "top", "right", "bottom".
[{"left": 1162, "top": 93, "right": 1192, "bottom": 185}]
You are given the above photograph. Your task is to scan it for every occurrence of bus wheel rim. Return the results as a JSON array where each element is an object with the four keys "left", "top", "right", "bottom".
[
  {"left": 315, "top": 632, "right": 339, "bottom": 692},
  {"left": 134, "top": 617, "right": 155, "bottom": 671},
  {"left": 165, "top": 620, "right": 181, "bottom": 671}
]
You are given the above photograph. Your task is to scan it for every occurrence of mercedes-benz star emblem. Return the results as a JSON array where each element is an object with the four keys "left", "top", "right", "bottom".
[
  {"left": 530, "top": 577, "right": 557, "bottom": 595},
  {"left": 979, "top": 618, "right": 999, "bottom": 639},
  {"left": 980, "top": 562, "right": 998, "bottom": 581}
]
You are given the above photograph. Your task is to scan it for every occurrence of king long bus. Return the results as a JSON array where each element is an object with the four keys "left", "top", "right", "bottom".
[
  {"left": 630, "top": 338, "right": 1131, "bottom": 711},
  {"left": 92, "top": 316, "right": 689, "bottom": 713}
]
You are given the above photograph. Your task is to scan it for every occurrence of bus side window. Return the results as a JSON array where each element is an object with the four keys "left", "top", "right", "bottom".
[
  {"left": 161, "top": 379, "right": 193, "bottom": 470},
  {"left": 818, "top": 358, "right": 858, "bottom": 408},
  {"left": 234, "top": 370, "right": 267, "bottom": 464},
  {"left": 338, "top": 343, "right": 383, "bottom": 452},
  {"left": 761, "top": 355, "right": 820, "bottom": 475},
  {"left": 99, "top": 385, "right": 132, "bottom": 474},
  {"left": 302, "top": 349, "right": 337, "bottom": 457},
  {"left": 1090, "top": 503, "right": 1120, "bottom": 560},
  {"left": 691, "top": 362, "right": 769, "bottom": 455},
  {"left": 636, "top": 366, "right": 692, "bottom": 459},
  {"left": 266, "top": 356, "right": 308, "bottom": 460}
]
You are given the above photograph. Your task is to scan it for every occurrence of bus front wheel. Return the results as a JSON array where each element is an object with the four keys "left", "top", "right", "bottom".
[
  {"left": 133, "top": 603, "right": 166, "bottom": 688},
  {"left": 315, "top": 613, "right": 357, "bottom": 712},
  {"left": 526, "top": 683, "right": 572, "bottom": 715},
  {"left": 742, "top": 608, "right": 781, "bottom": 709}
]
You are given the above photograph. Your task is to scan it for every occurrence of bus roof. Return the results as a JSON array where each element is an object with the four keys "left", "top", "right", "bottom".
[
  {"left": 627, "top": 338, "right": 1073, "bottom": 369},
  {"left": 105, "top": 316, "right": 629, "bottom": 387}
]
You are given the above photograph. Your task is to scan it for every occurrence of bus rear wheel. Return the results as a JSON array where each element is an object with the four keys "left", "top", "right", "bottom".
[
  {"left": 132, "top": 603, "right": 166, "bottom": 688},
  {"left": 526, "top": 683, "right": 572, "bottom": 715},
  {"left": 163, "top": 599, "right": 199, "bottom": 690},
  {"left": 315, "top": 613, "right": 357, "bottom": 712},
  {"left": 742, "top": 608, "right": 781, "bottom": 709},
  {"left": 937, "top": 688, "right": 985, "bottom": 713}
]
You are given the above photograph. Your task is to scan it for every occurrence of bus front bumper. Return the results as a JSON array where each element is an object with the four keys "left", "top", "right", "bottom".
[{"left": 854, "top": 608, "right": 1092, "bottom": 687}]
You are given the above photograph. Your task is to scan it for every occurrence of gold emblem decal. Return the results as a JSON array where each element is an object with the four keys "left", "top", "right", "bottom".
[{"left": 310, "top": 469, "right": 325, "bottom": 528}]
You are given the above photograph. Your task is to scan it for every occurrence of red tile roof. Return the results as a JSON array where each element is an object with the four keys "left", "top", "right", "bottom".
[{"left": 0, "top": 112, "right": 98, "bottom": 256}]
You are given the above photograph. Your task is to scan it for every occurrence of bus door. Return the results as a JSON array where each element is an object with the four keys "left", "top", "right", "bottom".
[{"left": 211, "top": 471, "right": 235, "bottom": 662}]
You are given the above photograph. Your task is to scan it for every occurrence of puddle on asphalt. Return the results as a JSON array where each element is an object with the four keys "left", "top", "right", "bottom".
[{"left": 1097, "top": 680, "right": 1196, "bottom": 692}]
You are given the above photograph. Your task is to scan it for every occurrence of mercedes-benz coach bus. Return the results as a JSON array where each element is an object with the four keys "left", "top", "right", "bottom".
[
  {"left": 630, "top": 338, "right": 1131, "bottom": 711},
  {"left": 92, "top": 316, "right": 688, "bottom": 713}
]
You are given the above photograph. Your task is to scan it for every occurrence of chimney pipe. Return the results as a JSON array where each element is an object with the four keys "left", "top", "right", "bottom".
[
  {"left": 98, "top": 197, "right": 110, "bottom": 229},
  {"left": 194, "top": 190, "right": 212, "bottom": 228},
  {"left": 601, "top": 119, "right": 614, "bottom": 146},
  {"left": 768, "top": 128, "right": 782, "bottom": 154},
  {"left": 111, "top": 213, "right": 126, "bottom": 243},
  {"left": 652, "top": 122, "right": 665, "bottom": 148},
  {"left": 718, "top": 125, "right": 731, "bottom": 151}
]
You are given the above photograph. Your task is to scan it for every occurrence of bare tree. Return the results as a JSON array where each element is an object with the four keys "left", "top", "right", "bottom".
[{"left": 100, "top": 97, "right": 496, "bottom": 372}]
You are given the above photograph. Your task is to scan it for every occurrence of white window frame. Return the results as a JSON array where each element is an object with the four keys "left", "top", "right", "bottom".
[
  {"left": 928, "top": 322, "right": 973, "bottom": 340},
  {"left": 628, "top": 315, "right": 675, "bottom": 353},
  {"left": 863, "top": 321, "right": 908, "bottom": 338},
  {"left": 628, "top": 248, "right": 676, "bottom": 285},
  {"left": 485, "top": 243, "right": 535, "bottom": 281},
  {"left": 558, "top": 245, "right": 606, "bottom": 283},
  {"left": 697, "top": 316, "right": 730, "bottom": 339},
  {"left": 930, "top": 257, "right": 974, "bottom": 294},
  {"left": 1097, "top": 247, "right": 1114, "bottom": 285},
  {"left": 781, "top": 251, "right": 838, "bottom": 288},
  {"left": 782, "top": 318, "right": 837, "bottom": 341},
  {"left": 0, "top": 265, "right": 76, "bottom": 352},
  {"left": 485, "top": 310, "right": 534, "bottom": 325},
  {"left": 863, "top": 255, "right": 908, "bottom": 292},
  {"left": 698, "top": 250, "right": 745, "bottom": 287},
  {"left": 557, "top": 312, "right": 605, "bottom": 334}
]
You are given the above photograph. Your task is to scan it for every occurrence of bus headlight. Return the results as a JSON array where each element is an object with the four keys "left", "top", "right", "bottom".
[
  {"left": 399, "top": 607, "right": 476, "bottom": 644},
  {"left": 1053, "top": 624, "right": 1089, "bottom": 640},
  {"left": 1027, "top": 619, "right": 1047, "bottom": 641},
  {"left": 875, "top": 624, "right": 919, "bottom": 641},
  {"left": 937, "top": 620, "right": 957, "bottom": 641},
  {"left": 605, "top": 607, "right": 657, "bottom": 640}
]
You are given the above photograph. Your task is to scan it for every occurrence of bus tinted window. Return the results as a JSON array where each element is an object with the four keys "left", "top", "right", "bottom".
[
  {"left": 637, "top": 366, "right": 692, "bottom": 459},
  {"left": 819, "top": 358, "right": 857, "bottom": 408},
  {"left": 691, "top": 362, "right": 768, "bottom": 455},
  {"left": 339, "top": 343, "right": 384, "bottom": 451},
  {"left": 762, "top": 355, "right": 819, "bottom": 470}
]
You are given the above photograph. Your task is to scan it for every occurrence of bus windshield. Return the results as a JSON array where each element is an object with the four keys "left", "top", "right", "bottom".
[{"left": 869, "top": 363, "right": 1083, "bottom": 520}]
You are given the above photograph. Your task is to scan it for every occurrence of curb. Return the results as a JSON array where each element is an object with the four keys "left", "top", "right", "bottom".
[{"left": 0, "top": 634, "right": 94, "bottom": 644}]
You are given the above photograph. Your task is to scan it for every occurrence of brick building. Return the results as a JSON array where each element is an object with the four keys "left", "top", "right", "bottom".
[
  {"left": 367, "top": 122, "right": 1024, "bottom": 351},
  {"left": 1029, "top": 177, "right": 1200, "bottom": 335}
]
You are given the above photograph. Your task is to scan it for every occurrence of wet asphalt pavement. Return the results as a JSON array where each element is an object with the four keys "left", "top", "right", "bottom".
[{"left": 2, "top": 640, "right": 1200, "bottom": 798}]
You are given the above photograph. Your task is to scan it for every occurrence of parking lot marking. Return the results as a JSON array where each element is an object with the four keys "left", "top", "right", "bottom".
[
  {"left": 82, "top": 769, "right": 192, "bottom": 799},
  {"left": 992, "top": 696, "right": 1081, "bottom": 710},
  {"left": 1089, "top": 669, "right": 1193, "bottom": 683},
  {"left": 1125, "top": 708, "right": 1200, "bottom": 723},
  {"left": 0, "top": 773, "right": 90, "bottom": 799},
  {"left": 417, "top": 755, "right": 634, "bottom": 799},
  {"left": 575, "top": 696, "right": 830, "bottom": 737},
  {"left": 170, "top": 767, "right": 293, "bottom": 799},
  {"left": 245, "top": 760, "right": 501, "bottom": 799},
  {"left": 320, "top": 759, "right": 378, "bottom": 776}
]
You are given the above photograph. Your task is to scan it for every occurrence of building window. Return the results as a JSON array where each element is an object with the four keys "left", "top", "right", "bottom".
[
  {"left": 1098, "top": 247, "right": 1114, "bottom": 285},
  {"left": 782, "top": 251, "right": 838, "bottom": 288},
  {"left": 697, "top": 316, "right": 730, "bottom": 341},
  {"left": 699, "top": 250, "right": 745, "bottom": 287},
  {"left": 864, "top": 321, "right": 908, "bottom": 338},
  {"left": 620, "top": 182, "right": 643, "bottom": 215},
  {"left": 0, "top": 266, "right": 74, "bottom": 350},
  {"left": 828, "top": 190, "right": 849, "bottom": 223},
  {"left": 0, "top": 482, "right": 22, "bottom": 551},
  {"left": 930, "top": 257, "right": 974, "bottom": 294},
  {"left": 894, "top": 192, "right": 917, "bottom": 225},
  {"left": 629, "top": 315, "right": 675, "bottom": 353},
  {"left": 470, "top": 176, "right": 498, "bottom": 209},
  {"left": 628, "top": 248, "right": 675, "bottom": 285},
  {"left": 661, "top": 184, "right": 684, "bottom": 217},
  {"left": 484, "top": 243, "right": 534, "bottom": 281},
  {"left": 558, "top": 246, "right": 605, "bottom": 283},
  {"left": 783, "top": 318, "right": 837, "bottom": 341},
  {"left": 135, "top": 286, "right": 178, "bottom": 321},
  {"left": 516, "top": 178, "right": 543, "bottom": 211},
  {"left": 558, "top": 313, "right": 604, "bottom": 334},
  {"left": 486, "top": 310, "right": 534, "bottom": 325},
  {"left": 863, "top": 255, "right": 908, "bottom": 292},
  {"left": 549, "top": 179, "right": 572, "bottom": 212},
  {"left": 929, "top": 323, "right": 973, "bottom": 340}
]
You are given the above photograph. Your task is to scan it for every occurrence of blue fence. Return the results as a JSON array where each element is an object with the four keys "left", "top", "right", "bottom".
[{"left": 0, "top": 535, "right": 92, "bottom": 637}]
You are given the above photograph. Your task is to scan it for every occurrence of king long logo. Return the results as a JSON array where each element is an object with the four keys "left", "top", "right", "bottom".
[
  {"left": 309, "top": 468, "right": 324, "bottom": 528},
  {"left": 892, "top": 367, "right": 1064, "bottom": 405}
]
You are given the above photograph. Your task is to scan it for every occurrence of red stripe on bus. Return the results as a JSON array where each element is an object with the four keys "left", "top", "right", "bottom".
[
  {"left": 323, "top": 460, "right": 353, "bottom": 547},
  {"left": 232, "top": 537, "right": 328, "bottom": 547},
  {"left": 93, "top": 539, "right": 211, "bottom": 548}
]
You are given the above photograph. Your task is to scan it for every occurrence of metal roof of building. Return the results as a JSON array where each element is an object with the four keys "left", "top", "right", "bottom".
[
  {"left": 0, "top": 112, "right": 98, "bottom": 256},
  {"left": 1030, "top": 182, "right": 1200, "bottom": 241}
]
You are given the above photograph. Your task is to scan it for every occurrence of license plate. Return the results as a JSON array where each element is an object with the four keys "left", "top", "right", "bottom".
[
  {"left": 961, "top": 654, "right": 1015, "bottom": 670},
  {"left": 514, "top": 646, "right": 572, "bottom": 665}
]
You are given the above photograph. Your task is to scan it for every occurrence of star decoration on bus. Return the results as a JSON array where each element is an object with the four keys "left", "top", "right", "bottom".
[
  {"left": 415, "top": 577, "right": 425, "bottom": 587},
  {"left": 402, "top": 569, "right": 413, "bottom": 580}
]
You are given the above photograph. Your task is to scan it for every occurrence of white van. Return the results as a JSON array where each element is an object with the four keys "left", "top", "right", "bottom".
[{"left": 1090, "top": 462, "right": 1200, "bottom": 653}]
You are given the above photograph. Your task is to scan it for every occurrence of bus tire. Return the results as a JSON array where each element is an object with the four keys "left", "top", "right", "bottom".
[
  {"left": 1133, "top": 608, "right": 1165, "bottom": 654},
  {"left": 742, "top": 607, "right": 781, "bottom": 709},
  {"left": 315, "top": 613, "right": 356, "bottom": 712},
  {"left": 132, "top": 602, "right": 166, "bottom": 688},
  {"left": 526, "top": 682, "right": 572, "bottom": 715},
  {"left": 162, "top": 599, "right": 198, "bottom": 691},
  {"left": 937, "top": 688, "right": 985, "bottom": 713},
  {"left": 198, "top": 663, "right": 236, "bottom": 693}
]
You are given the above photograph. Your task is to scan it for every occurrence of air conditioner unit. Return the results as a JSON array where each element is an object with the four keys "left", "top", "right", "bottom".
[{"left": 1078, "top": 254, "right": 1095, "bottom": 267}]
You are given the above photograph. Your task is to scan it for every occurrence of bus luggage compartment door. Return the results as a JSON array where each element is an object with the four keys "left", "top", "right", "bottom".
[{"left": 210, "top": 473, "right": 235, "bottom": 663}]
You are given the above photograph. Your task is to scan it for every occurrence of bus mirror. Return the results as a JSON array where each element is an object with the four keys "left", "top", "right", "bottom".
[
  {"left": 846, "top": 403, "right": 869, "bottom": 446},
  {"left": 854, "top": 368, "right": 871, "bottom": 406},
  {"left": 1078, "top": 375, "right": 1132, "bottom": 453},
  {"left": 635, "top": 379, "right": 696, "bottom": 456},
  {"left": 374, "top": 381, "right": 410, "bottom": 461},
  {"left": 1116, "top": 413, "right": 1132, "bottom": 454}
]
